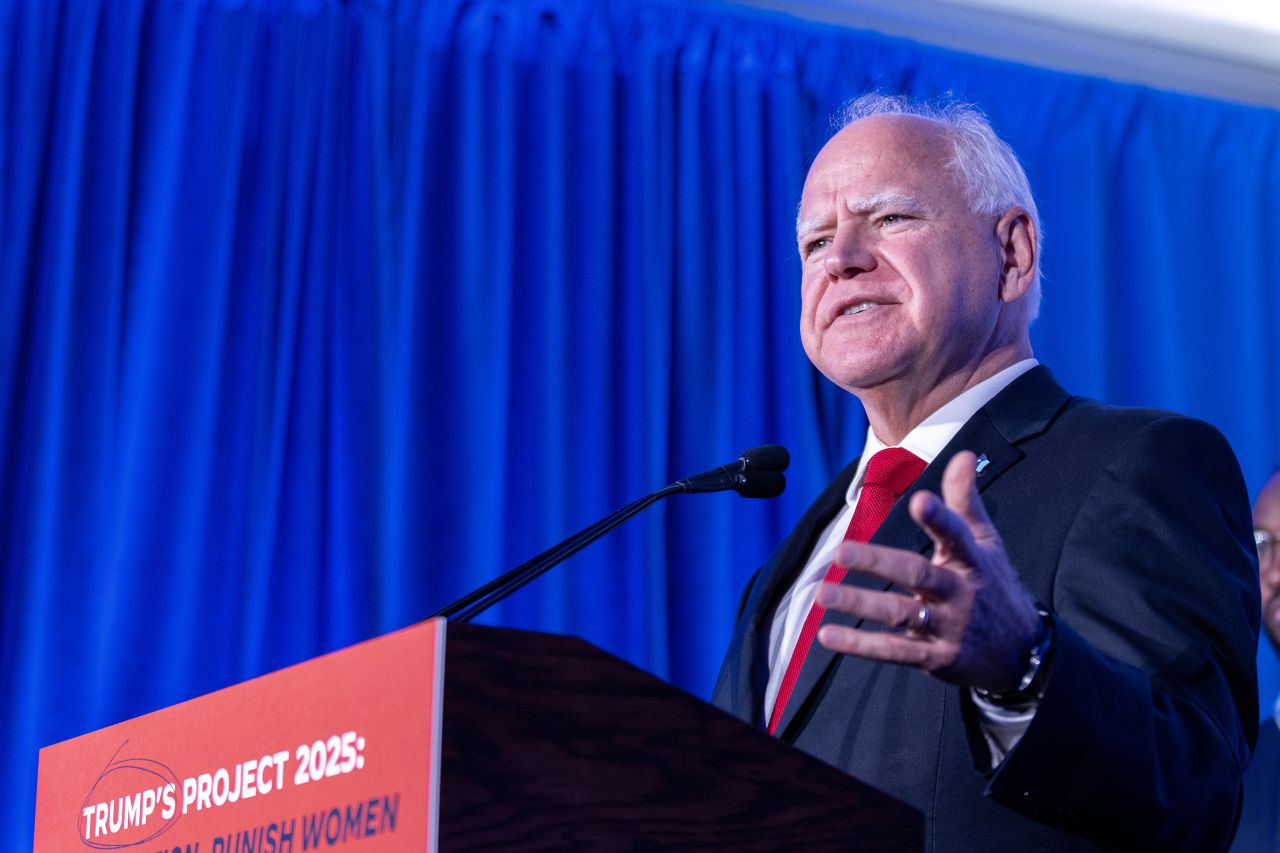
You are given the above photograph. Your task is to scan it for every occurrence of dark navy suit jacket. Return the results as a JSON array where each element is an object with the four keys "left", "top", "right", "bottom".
[
  {"left": 1232, "top": 716, "right": 1280, "bottom": 851},
  {"left": 713, "top": 367, "right": 1259, "bottom": 851}
]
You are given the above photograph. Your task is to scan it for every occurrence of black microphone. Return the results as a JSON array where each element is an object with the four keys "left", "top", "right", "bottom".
[
  {"left": 673, "top": 445, "right": 791, "bottom": 497},
  {"left": 433, "top": 445, "right": 790, "bottom": 622}
]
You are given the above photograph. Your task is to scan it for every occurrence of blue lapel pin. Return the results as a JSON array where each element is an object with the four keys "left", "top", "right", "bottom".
[{"left": 975, "top": 453, "right": 990, "bottom": 475}]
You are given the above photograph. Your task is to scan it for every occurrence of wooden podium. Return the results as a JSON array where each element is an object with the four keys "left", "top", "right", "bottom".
[
  {"left": 441, "top": 624, "right": 920, "bottom": 850},
  {"left": 36, "top": 620, "right": 922, "bottom": 851}
]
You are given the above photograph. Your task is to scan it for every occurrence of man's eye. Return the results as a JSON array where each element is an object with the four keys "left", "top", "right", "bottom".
[
  {"left": 804, "top": 237, "right": 831, "bottom": 256},
  {"left": 878, "top": 213, "right": 911, "bottom": 227}
]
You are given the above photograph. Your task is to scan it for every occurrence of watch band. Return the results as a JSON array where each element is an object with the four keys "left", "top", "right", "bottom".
[{"left": 974, "top": 608, "right": 1055, "bottom": 708}]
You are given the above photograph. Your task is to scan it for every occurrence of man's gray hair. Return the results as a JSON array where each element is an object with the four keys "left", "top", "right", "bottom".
[{"left": 836, "top": 93, "right": 1043, "bottom": 321}]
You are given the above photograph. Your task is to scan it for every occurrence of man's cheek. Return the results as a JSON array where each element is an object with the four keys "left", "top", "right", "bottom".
[{"left": 799, "top": 280, "right": 828, "bottom": 324}]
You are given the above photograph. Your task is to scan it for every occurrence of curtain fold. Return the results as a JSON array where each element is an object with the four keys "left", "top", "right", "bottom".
[{"left": 3, "top": 0, "right": 1279, "bottom": 844}]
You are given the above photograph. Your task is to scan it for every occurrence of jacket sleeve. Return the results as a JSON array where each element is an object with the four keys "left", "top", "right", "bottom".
[{"left": 977, "top": 415, "right": 1260, "bottom": 851}]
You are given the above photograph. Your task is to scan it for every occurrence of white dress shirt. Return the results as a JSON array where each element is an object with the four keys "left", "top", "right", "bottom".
[{"left": 764, "top": 359, "right": 1039, "bottom": 762}]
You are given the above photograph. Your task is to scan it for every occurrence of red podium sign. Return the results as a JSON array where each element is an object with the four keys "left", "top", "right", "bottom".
[{"left": 34, "top": 619, "right": 446, "bottom": 852}]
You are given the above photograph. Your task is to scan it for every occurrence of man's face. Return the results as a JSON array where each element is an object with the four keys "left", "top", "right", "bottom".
[
  {"left": 1255, "top": 472, "right": 1280, "bottom": 650},
  {"left": 796, "top": 115, "right": 1009, "bottom": 397}
]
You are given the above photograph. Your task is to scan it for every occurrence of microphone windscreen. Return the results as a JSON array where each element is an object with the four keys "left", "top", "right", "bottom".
[
  {"left": 740, "top": 445, "right": 790, "bottom": 472},
  {"left": 737, "top": 471, "right": 786, "bottom": 499}
]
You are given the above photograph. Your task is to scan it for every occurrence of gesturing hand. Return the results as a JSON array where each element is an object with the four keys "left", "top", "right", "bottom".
[{"left": 815, "top": 450, "right": 1043, "bottom": 692}]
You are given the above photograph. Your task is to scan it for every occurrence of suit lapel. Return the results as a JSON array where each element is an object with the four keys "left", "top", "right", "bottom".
[
  {"left": 716, "top": 456, "right": 860, "bottom": 725},
  {"left": 772, "top": 366, "right": 1072, "bottom": 740}
]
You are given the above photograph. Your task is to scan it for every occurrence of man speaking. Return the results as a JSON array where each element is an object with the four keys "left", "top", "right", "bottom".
[{"left": 712, "top": 94, "right": 1259, "bottom": 850}]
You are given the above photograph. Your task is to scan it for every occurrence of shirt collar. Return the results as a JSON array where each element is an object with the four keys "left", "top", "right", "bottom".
[{"left": 845, "top": 359, "right": 1038, "bottom": 506}]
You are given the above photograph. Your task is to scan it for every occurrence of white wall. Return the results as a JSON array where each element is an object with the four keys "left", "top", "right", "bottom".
[{"left": 725, "top": 0, "right": 1280, "bottom": 109}]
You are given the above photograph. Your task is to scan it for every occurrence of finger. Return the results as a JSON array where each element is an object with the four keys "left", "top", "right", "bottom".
[
  {"left": 907, "top": 488, "right": 980, "bottom": 568},
  {"left": 816, "top": 623, "right": 937, "bottom": 667},
  {"left": 833, "top": 541, "right": 960, "bottom": 600},
  {"left": 940, "top": 451, "right": 999, "bottom": 544},
  {"left": 814, "top": 582, "right": 932, "bottom": 632}
]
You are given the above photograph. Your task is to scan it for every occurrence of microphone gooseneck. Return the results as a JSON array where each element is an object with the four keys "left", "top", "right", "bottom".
[{"left": 432, "top": 445, "right": 789, "bottom": 622}]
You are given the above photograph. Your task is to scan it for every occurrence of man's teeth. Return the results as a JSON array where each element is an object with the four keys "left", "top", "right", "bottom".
[{"left": 843, "top": 302, "right": 878, "bottom": 316}]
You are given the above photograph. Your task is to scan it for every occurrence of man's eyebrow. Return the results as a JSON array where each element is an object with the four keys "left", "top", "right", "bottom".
[
  {"left": 795, "top": 191, "right": 933, "bottom": 241},
  {"left": 795, "top": 214, "right": 826, "bottom": 244},
  {"left": 849, "top": 190, "right": 930, "bottom": 216}
]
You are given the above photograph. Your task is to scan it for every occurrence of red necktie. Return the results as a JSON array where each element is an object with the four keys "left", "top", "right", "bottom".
[{"left": 767, "top": 447, "right": 927, "bottom": 735}]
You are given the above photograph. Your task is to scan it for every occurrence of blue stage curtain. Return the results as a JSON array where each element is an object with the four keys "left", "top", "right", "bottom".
[{"left": 2, "top": 0, "right": 1278, "bottom": 843}]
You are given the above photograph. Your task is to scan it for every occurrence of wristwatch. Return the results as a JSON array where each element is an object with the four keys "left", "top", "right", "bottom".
[{"left": 974, "top": 608, "right": 1055, "bottom": 708}]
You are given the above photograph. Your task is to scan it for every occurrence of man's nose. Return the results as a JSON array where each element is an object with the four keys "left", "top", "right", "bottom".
[{"left": 823, "top": 229, "right": 876, "bottom": 279}]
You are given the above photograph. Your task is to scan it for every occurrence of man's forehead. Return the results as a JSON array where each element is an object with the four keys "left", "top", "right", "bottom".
[
  {"left": 806, "top": 121, "right": 953, "bottom": 180},
  {"left": 796, "top": 118, "right": 960, "bottom": 228},
  {"left": 817, "top": 114, "right": 951, "bottom": 162}
]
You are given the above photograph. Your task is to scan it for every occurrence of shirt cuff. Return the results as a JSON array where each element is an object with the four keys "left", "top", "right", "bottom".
[{"left": 970, "top": 688, "right": 1039, "bottom": 766}]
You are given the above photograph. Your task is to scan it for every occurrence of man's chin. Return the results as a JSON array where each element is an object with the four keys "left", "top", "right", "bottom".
[
  {"left": 820, "top": 368, "right": 907, "bottom": 398},
  {"left": 811, "top": 349, "right": 904, "bottom": 389}
]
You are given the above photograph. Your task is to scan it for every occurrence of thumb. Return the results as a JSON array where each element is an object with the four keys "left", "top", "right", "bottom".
[{"left": 941, "top": 451, "right": 998, "bottom": 545}]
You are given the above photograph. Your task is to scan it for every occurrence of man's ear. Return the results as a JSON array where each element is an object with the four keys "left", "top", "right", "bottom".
[{"left": 995, "top": 207, "right": 1037, "bottom": 304}]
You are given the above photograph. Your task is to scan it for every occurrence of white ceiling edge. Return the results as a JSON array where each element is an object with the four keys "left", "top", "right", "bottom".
[{"left": 720, "top": 0, "right": 1280, "bottom": 110}]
